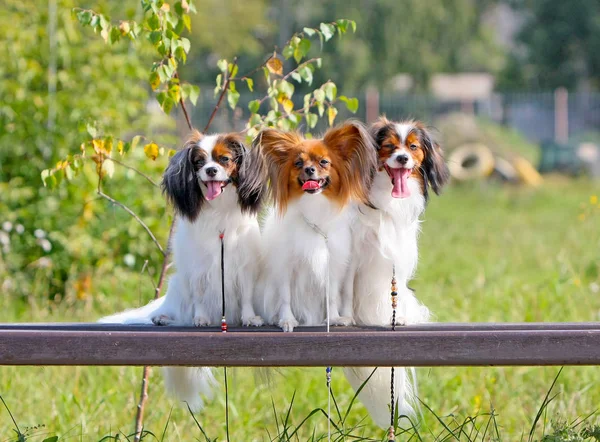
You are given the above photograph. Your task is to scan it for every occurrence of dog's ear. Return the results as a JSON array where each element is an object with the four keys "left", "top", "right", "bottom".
[
  {"left": 254, "top": 129, "right": 302, "bottom": 165},
  {"left": 253, "top": 129, "right": 303, "bottom": 213},
  {"left": 369, "top": 116, "right": 395, "bottom": 151},
  {"left": 161, "top": 132, "right": 206, "bottom": 222},
  {"left": 323, "top": 120, "right": 378, "bottom": 206},
  {"left": 221, "top": 133, "right": 267, "bottom": 215},
  {"left": 416, "top": 124, "right": 450, "bottom": 199}
]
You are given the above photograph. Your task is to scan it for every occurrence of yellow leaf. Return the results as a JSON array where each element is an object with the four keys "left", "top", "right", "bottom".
[
  {"left": 266, "top": 56, "right": 283, "bottom": 76},
  {"left": 144, "top": 143, "right": 159, "bottom": 161},
  {"left": 117, "top": 140, "right": 124, "bottom": 155},
  {"left": 119, "top": 21, "right": 130, "bottom": 35},
  {"left": 327, "top": 106, "right": 338, "bottom": 127},
  {"left": 92, "top": 139, "right": 105, "bottom": 154},
  {"left": 281, "top": 98, "right": 294, "bottom": 114},
  {"left": 168, "top": 149, "right": 177, "bottom": 158},
  {"left": 160, "top": 3, "right": 170, "bottom": 11}
]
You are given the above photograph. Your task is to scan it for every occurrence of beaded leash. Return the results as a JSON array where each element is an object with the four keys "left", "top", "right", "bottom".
[
  {"left": 219, "top": 232, "right": 230, "bottom": 442},
  {"left": 301, "top": 215, "right": 332, "bottom": 442},
  {"left": 388, "top": 265, "right": 398, "bottom": 442}
]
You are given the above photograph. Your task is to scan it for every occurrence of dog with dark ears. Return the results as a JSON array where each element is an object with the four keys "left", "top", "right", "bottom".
[
  {"left": 100, "top": 129, "right": 268, "bottom": 410},
  {"left": 343, "top": 117, "right": 450, "bottom": 428}
]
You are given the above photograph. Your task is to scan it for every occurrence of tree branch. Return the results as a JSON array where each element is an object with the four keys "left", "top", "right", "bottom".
[
  {"left": 203, "top": 57, "right": 238, "bottom": 133},
  {"left": 105, "top": 157, "right": 159, "bottom": 188},
  {"left": 97, "top": 190, "right": 165, "bottom": 256}
]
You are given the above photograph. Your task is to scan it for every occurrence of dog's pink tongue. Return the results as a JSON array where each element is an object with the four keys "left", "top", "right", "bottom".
[
  {"left": 205, "top": 181, "right": 223, "bottom": 201},
  {"left": 391, "top": 168, "right": 412, "bottom": 198},
  {"left": 302, "top": 180, "right": 320, "bottom": 191}
]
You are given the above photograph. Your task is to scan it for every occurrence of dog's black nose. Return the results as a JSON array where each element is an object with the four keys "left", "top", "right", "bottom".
[
  {"left": 396, "top": 153, "right": 409, "bottom": 165},
  {"left": 304, "top": 166, "right": 316, "bottom": 176},
  {"left": 205, "top": 166, "right": 218, "bottom": 177}
]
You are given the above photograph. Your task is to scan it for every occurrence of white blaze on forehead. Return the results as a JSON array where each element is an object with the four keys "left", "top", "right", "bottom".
[
  {"left": 394, "top": 122, "right": 416, "bottom": 144},
  {"left": 198, "top": 134, "right": 219, "bottom": 155}
]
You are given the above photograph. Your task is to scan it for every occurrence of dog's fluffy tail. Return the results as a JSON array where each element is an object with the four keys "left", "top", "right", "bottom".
[
  {"left": 343, "top": 366, "right": 416, "bottom": 429},
  {"left": 98, "top": 297, "right": 165, "bottom": 324},
  {"left": 162, "top": 367, "right": 217, "bottom": 411}
]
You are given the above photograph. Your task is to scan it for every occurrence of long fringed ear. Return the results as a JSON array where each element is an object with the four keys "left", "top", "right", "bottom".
[
  {"left": 253, "top": 129, "right": 303, "bottom": 214},
  {"left": 323, "top": 120, "right": 378, "bottom": 206},
  {"left": 161, "top": 131, "right": 205, "bottom": 222},
  {"left": 369, "top": 116, "right": 396, "bottom": 152},
  {"left": 416, "top": 123, "right": 450, "bottom": 199},
  {"left": 221, "top": 133, "right": 268, "bottom": 214}
]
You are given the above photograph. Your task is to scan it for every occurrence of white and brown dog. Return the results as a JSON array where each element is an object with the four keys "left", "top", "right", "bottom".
[
  {"left": 344, "top": 117, "right": 449, "bottom": 428},
  {"left": 100, "top": 130, "right": 267, "bottom": 410}
]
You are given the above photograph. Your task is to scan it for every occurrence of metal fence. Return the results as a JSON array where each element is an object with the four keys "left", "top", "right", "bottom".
[{"left": 183, "top": 89, "right": 600, "bottom": 144}]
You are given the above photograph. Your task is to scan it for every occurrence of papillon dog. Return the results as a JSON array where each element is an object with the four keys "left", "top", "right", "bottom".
[
  {"left": 254, "top": 121, "right": 377, "bottom": 331},
  {"left": 343, "top": 117, "right": 450, "bottom": 428},
  {"left": 100, "top": 130, "right": 267, "bottom": 410}
]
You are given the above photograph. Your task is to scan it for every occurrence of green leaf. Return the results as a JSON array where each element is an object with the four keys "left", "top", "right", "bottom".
[
  {"left": 130, "top": 135, "right": 142, "bottom": 151},
  {"left": 323, "top": 82, "right": 337, "bottom": 101},
  {"left": 313, "top": 89, "right": 325, "bottom": 103},
  {"left": 350, "top": 19, "right": 357, "bottom": 32},
  {"left": 288, "top": 112, "right": 302, "bottom": 128},
  {"left": 294, "top": 38, "right": 311, "bottom": 63},
  {"left": 86, "top": 123, "right": 98, "bottom": 138},
  {"left": 277, "top": 80, "right": 294, "bottom": 99},
  {"left": 217, "top": 59, "right": 228, "bottom": 73},
  {"left": 214, "top": 73, "right": 222, "bottom": 97},
  {"left": 103, "top": 158, "right": 115, "bottom": 178},
  {"left": 227, "top": 89, "right": 240, "bottom": 109},
  {"left": 184, "top": 84, "right": 200, "bottom": 105},
  {"left": 282, "top": 44, "right": 294, "bottom": 60},
  {"left": 319, "top": 23, "right": 335, "bottom": 41},
  {"left": 327, "top": 106, "right": 338, "bottom": 126},
  {"left": 149, "top": 31, "right": 162, "bottom": 45},
  {"left": 42, "top": 436, "right": 59, "bottom": 442},
  {"left": 303, "top": 27, "right": 316, "bottom": 36},
  {"left": 228, "top": 63, "right": 238, "bottom": 78},
  {"left": 147, "top": 13, "right": 160, "bottom": 30},
  {"left": 248, "top": 99, "right": 260, "bottom": 114},
  {"left": 248, "top": 113, "right": 262, "bottom": 127},
  {"left": 305, "top": 112, "right": 318, "bottom": 129},
  {"left": 291, "top": 72, "right": 302, "bottom": 83},
  {"left": 298, "top": 65, "right": 313, "bottom": 85},
  {"left": 317, "top": 102, "right": 324, "bottom": 117},
  {"left": 180, "top": 37, "right": 191, "bottom": 53},
  {"left": 149, "top": 71, "right": 160, "bottom": 90},
  {"left": 77, "top": 10, "right": 93, "bottom": 26},
  {"left": 182, "top": 14, "right": 191, "bottom": 32},
  {"left": 243, "top": 78, "right": 254, "bottom": 92},
  {"left": 337, "top": 19, "right": 349, "bottom": 34},
  {"left": 339, "top": 95, "right": 359, "bottom": 113},
  {"left": 316, "top": 58, "right": 322, "bottom": 68}
]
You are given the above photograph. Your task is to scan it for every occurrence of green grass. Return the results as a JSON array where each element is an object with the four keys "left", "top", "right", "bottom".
[{"left": 1, "top": 179, "right": 600, "bottom": 441}]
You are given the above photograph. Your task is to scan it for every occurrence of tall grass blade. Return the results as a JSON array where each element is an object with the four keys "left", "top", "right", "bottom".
[{"left": 528, "top": 367, "right": 564, "bottom": 442}]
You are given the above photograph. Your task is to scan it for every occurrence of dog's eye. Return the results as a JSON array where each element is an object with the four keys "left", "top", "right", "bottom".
[
  {"left": 384, "top": 144, "right": 395, "bottom": 149},
  {"left": 194, "top": 158, "right": 205, "bottom": 167},
  {"left": 319, "top": 159, "right": 329, "bottom": 166},
  {"left": 220, "top": 156, "right": 230, "bottom": 164},
  {"left": 294, "top": 159, "right": 303, "bottom": 168},
  {"left": 410, "top": 144, "right": 418, "bottom": 151}
]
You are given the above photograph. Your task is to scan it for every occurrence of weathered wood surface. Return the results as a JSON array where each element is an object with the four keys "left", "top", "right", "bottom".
[{"left": 0, "top": 323, "right": 599, "bottom": 367}]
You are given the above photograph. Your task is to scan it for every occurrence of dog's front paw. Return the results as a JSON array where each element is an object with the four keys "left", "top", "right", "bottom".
[
  {"left": 327, "top": 315, "right": 353, "bottom": 326},
  {"left": 278, "top": 317, "right": 299, "bottom": 332},
  {"left": 152, "top": 314, "right": 175, "bottom": 326},
  {"left": 193, "top": 315, "right": 211, "bottom": 327},
  {"left": 243, "top": 315, "right": 264, "bottom": 327}
]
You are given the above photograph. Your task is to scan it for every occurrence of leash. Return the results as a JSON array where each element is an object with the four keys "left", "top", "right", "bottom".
[
  {"left": 388, "top": 265, "right": 398, "bottom": 442},
  {"left": 302, "top": 215, "right": 332, "bottom": 442},
  {"left": 219, "top": 232, "right": 230, "bottom": 442}
]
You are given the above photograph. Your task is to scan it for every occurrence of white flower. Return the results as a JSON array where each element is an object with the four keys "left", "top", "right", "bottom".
[
  {"left": 591, "top": 282, "right": 600, "bottom": 294},
  {"left": 124, "top": 253, "right": 136, "bottom": 267},
  {"left": 38, "top": 238, "right": 52, "bottom": 252},
  {"left": 15, "top": 224, "right": 24, "bottom": 234},
  {"left": 34, "top": 229, "right": 46, "bottom": 239},
  {"left": 0, "top": 231, "right": 9, "bottom": 246},
  {"left": 2, "top": 221, "right": 12, "bottom": 232}
]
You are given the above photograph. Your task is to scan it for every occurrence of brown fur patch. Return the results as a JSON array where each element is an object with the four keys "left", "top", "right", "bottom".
[
  {"left": 212, "top": 137, "right": 239, "bottom": 179},
  {"left": 256, "top": 121, "right": 377, "bottom": 214}
]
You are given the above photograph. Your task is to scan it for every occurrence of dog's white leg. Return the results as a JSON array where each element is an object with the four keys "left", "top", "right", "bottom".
[
  {"left": 240, "top": 272, "right": 264, "bottom": 327},
  {"left": 277, "top": 278, "right": 298, "bottom": 332},
  {"left": 192, "top": 292, "right": 212, "bottom": 327}
]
